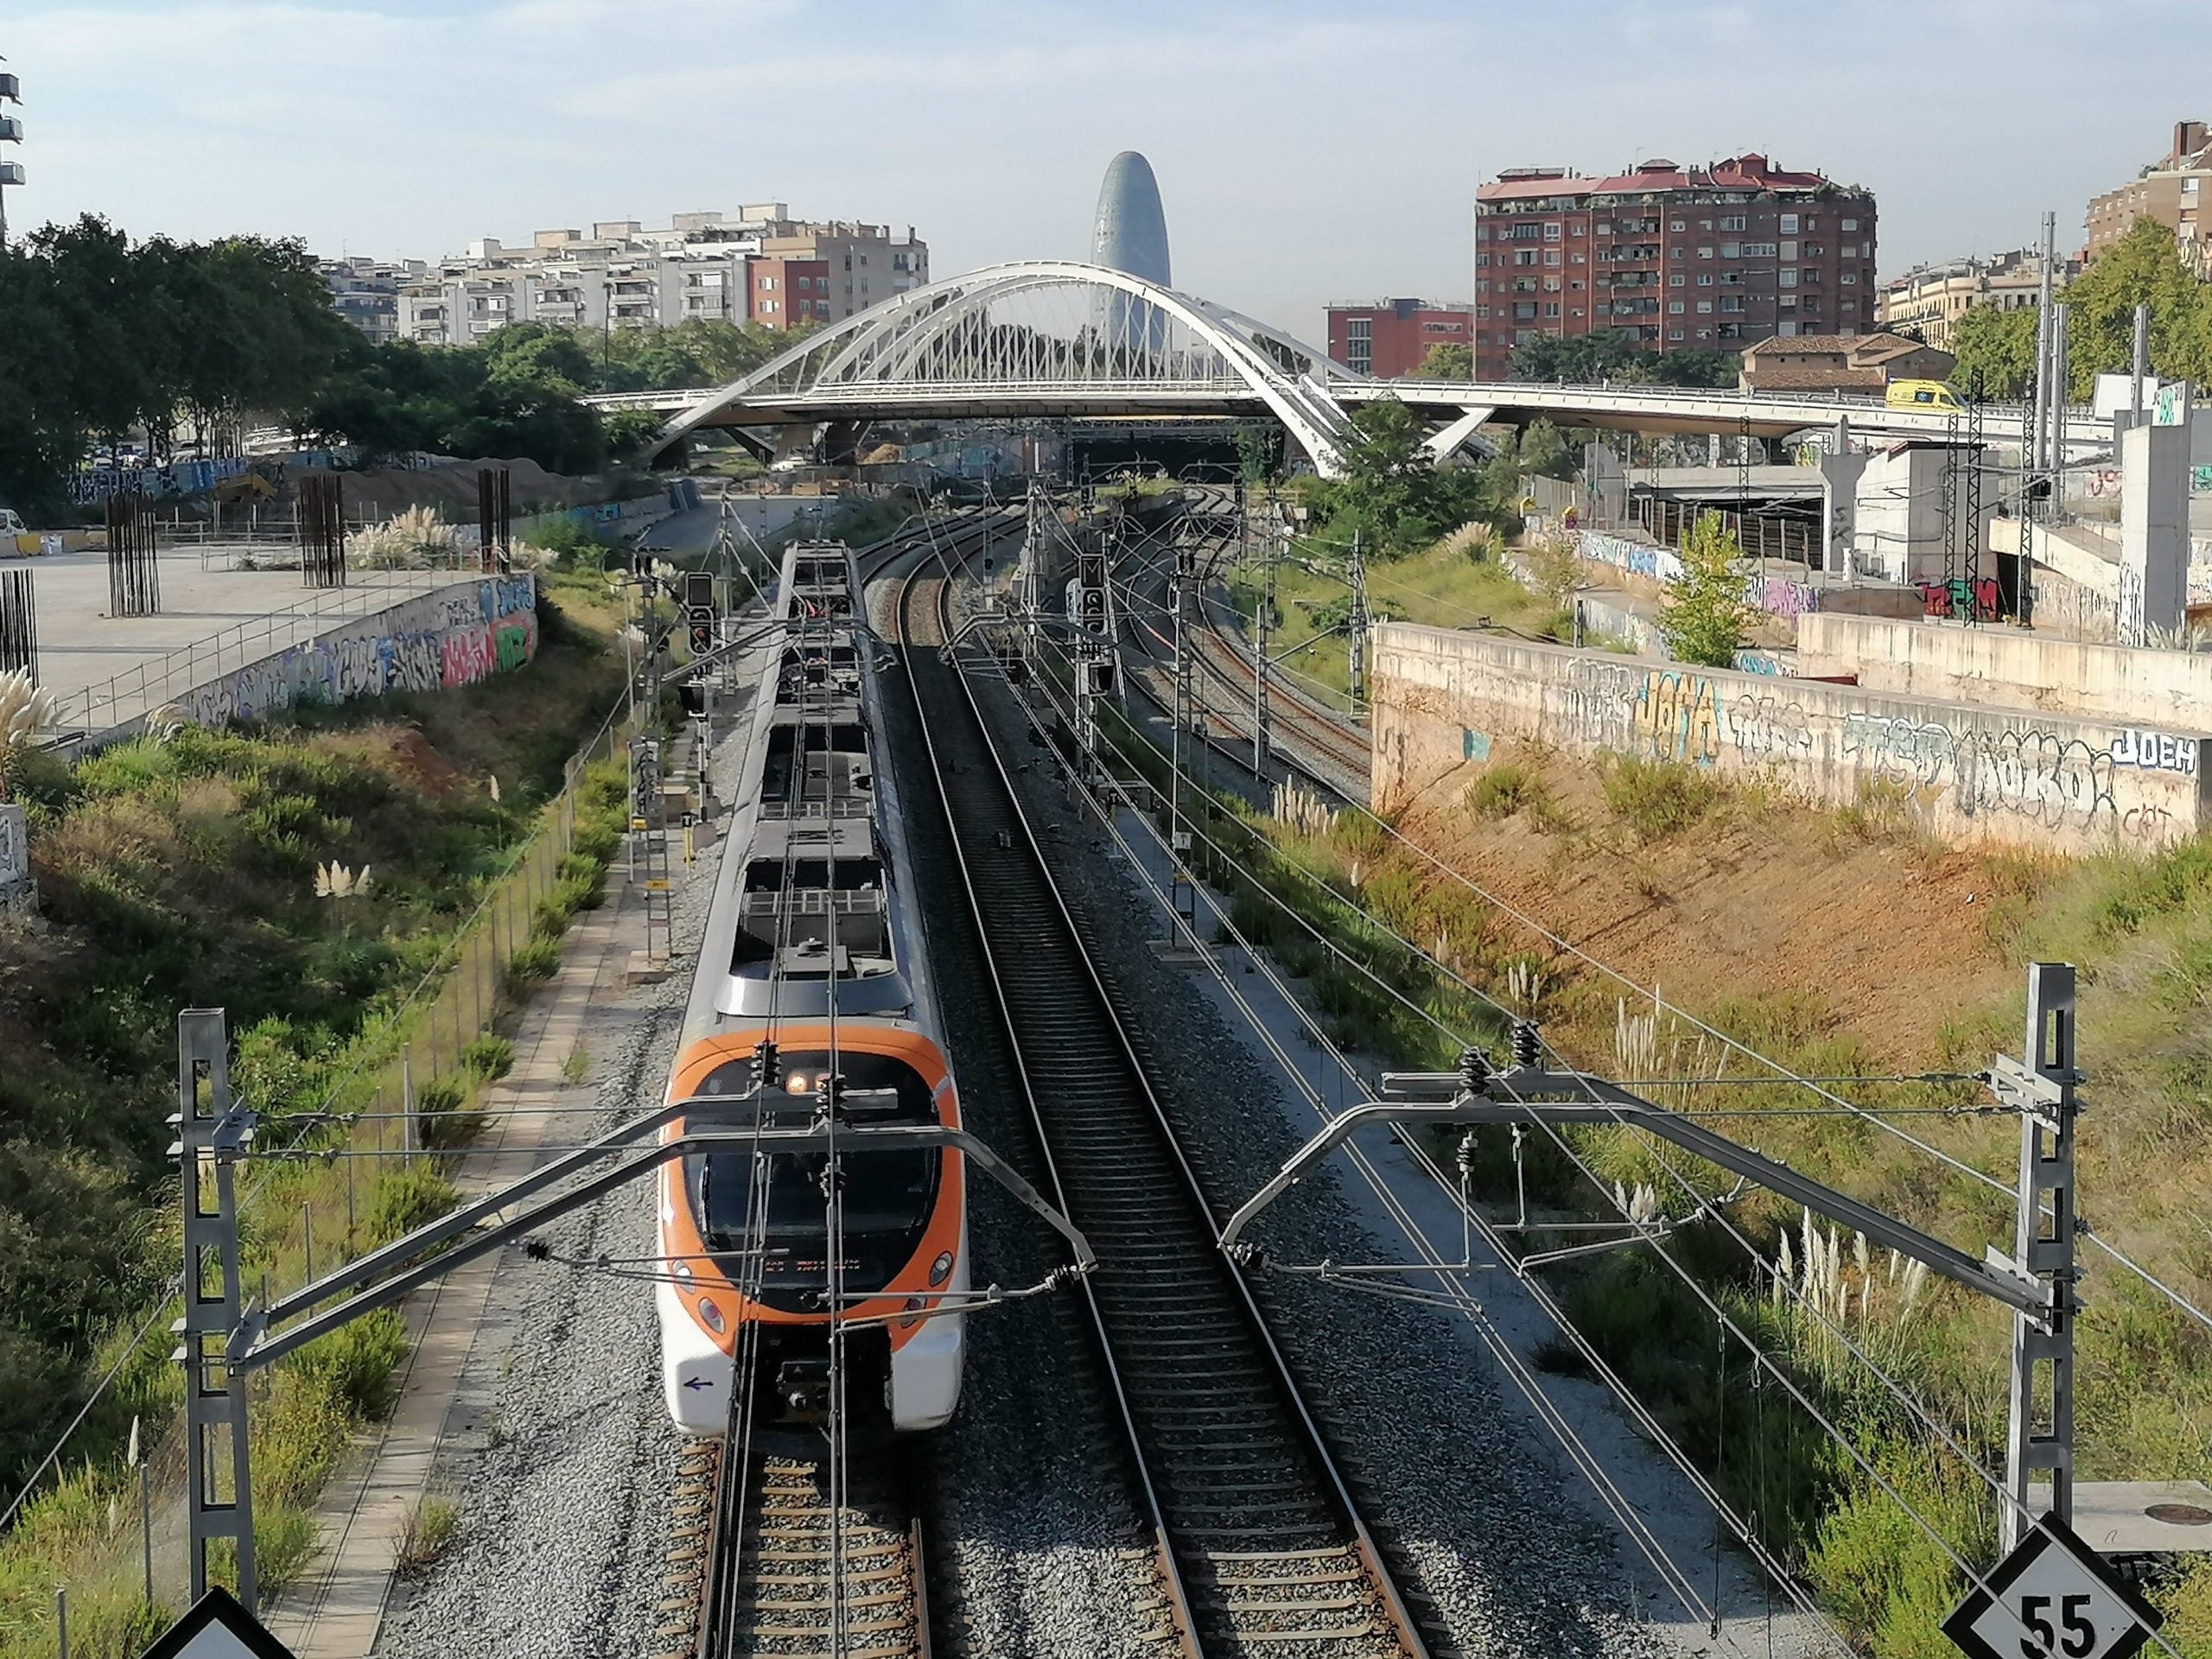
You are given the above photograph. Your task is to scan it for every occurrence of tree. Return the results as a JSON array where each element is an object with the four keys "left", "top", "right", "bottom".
[
  {"left": 1309, "top": 397, "right": 1504, "bottom": 560},
  {"left": 1659, "top": 511, "right": 1757, "bottom": 667},
  {"left": 2053, "top": 217, "right": 2212, "bottom": 395},
  {"left": 1410, "top": 341, "right": 1471, "bottom": 379},
  {"left": 603, "top": 407, "right": 670, "bottom": 458},
  {"left": 1948, "top": 302, "right": 2038, "bottom": 400},
  {"left": 1643, "top": 347, "right": 1740, "bottom": 389}
]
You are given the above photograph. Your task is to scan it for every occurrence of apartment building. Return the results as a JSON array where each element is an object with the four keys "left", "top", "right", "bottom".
[
  {"left": 1874, "top": 248, "right": 2079, "bottom": 352},
  {"left": 318, "top": 257, "right": 428, "bottom": 346},
  {"left": 1471, "top": 153, "right": 1878, "bottom": 378},
  {"left": 1324, "top": 299, "right": 1472, "bottom": 378},
  {"left": 2086, "top": 120, "right": 2212, "bottom": 270},
  {"left": 380, "top": 208, "right": 929, "bottom": 347}
]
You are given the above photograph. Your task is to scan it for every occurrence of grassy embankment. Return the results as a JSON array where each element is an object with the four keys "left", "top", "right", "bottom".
[
  {"left": 1217, "top": 530, "right": 1572, "bottom": 709},
  {"left": 0, "top": 563, "right": 634, "bottom": 1656},
  {"left": 1092, "top": 651, "right": 2212, "bottom": 1654}
]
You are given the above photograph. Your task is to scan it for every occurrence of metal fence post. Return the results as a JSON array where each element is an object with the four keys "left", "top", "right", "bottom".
[{"left": 175, "top": 1007, "right": 256, "bottom": 1609}]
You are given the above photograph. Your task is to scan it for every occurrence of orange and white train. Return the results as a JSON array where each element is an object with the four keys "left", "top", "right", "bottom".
[{"left": 656, "top": 541, "right": 967, "bottom": 1439}]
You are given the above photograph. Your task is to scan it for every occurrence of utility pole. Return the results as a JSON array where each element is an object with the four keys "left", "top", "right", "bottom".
[
  {"left": 1169, "top": 542, "right": 1197, "bottom": 944},
  {"left": 2129, "top": 302, "right": 2151, "bottom": 429},
  {"left": 2050, "top": 301, "right": 2071, "bottom": 500},
  {"left": 2031, "top": 211, "right": 2057, "bottom": 489},
  {"left": 0, "top": 60, "right": 22, "bottom": 253},
  {"left": 1254, "top": 507, "right": 1280, "bottom": 775},
  {"left": 1345, "top": 530, "right": 1370, "bottom": 709}
]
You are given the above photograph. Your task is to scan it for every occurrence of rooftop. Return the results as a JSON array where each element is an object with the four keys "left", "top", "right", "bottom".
[{"left": 1478, "top": 152, "right": 1852, "bottom": 206}]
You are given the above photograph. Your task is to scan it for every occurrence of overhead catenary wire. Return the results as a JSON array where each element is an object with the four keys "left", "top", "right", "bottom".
[{"left": 990, "top": 607, "right": 2190, "bottom": 1657}]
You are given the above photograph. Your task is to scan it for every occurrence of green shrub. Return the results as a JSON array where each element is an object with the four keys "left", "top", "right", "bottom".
[
  {"left": 1464, "top": 760, "right": 1548, "bottom": 820},
  {"left": 505, "top": 937, "right": 562, "bottom": 986},
  {"left": 460, "top": 1035, "right": 515, "bottom": 1081},
  {"left": 415, "top": 1076, "right": 482, "bottom": 1151},
  {"left": 1597, "top": 753, "right": 1722, "bottom": 841},
  {"left": 289, "top": 1307, "right": 410, "bottom": 1422},
  {"left": 366, "top": 1163, "right": 459, "bottom": 1242}
]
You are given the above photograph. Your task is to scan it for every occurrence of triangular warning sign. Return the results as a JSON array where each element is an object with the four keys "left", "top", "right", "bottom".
[{"left": 137, "top": 1586, "right": 300, "bottom": 1659}]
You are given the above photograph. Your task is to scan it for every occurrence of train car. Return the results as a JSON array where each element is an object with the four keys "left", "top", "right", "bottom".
[{"left": 656, "top": 541, "right": 969, "bottom": 1439}]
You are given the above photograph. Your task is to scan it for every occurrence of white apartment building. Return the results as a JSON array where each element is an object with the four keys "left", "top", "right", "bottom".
[
  {"left": 1875, "top": 247, "right": 2080, "bottom": 353},
  {"left": 383, "top": 207, "right": 929, "bottom": 347}
]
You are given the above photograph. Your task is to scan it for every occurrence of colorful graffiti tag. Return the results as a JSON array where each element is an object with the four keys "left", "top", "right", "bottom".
[
  {"left": 1916, "top": 577, "right": 2001, "bottom": 621},
  {"left": 1552, "top": 654, "right": 2193, "bottom": 843},
  {"left": 172, "top": 576, "right": 537, "bottom": 732}
]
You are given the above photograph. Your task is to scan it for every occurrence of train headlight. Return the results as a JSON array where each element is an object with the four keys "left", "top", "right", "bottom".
[
  {"left": 785, "top": 1073, "right": 810, "bottom": 1095},
  {"left": 929, "top": 1251, "right": 954, "bottom": 1287},
  {"left": 696, "top": 1297, "right": 725, "bottom": 1334}
]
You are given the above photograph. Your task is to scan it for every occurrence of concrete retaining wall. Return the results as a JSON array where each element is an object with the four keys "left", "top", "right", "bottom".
[
  {"left": 1798, "top": 612, "right": 2212, "bottom": 733},
  {"left": 154, "top": 574, "right": 539, "bottom": 737},
  {"left": 1372, "top": 621, "right": 2209, "bottom": 854}
]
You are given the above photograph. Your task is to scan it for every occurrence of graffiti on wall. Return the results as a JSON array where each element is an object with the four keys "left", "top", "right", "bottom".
[
  {"left": 1759, "top": 575, "right": 1820, "bottom": 618},
  {"left": 174, "top": 576, "right": 537, "bottom": 732},
  {"left": 1916, "top": 576, "right": 2001, "bottom": 621},
  {"left": 1551, "top": 654, "right": 2193, "bottom": 843}
]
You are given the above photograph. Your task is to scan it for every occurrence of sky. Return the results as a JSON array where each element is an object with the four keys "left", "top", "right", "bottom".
[{"left": 3, "top": 0, "right": 2207, "bottom": 339}]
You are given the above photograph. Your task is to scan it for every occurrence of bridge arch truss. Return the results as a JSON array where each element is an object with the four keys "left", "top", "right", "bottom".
[{"left": 651, "top": 260, "right": 1367, "bottom": 474}]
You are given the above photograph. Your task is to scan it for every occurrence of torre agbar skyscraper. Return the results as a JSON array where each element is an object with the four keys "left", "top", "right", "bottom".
[{"left": 1090, "top": 150, "right": 1171, "bottom": 357}]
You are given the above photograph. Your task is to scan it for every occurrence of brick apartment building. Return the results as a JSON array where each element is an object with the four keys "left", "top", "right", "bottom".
[
  {"left": 1324, "top": 299, "right": 1473, "bottom": 378},
  {"left": 1471, "top": 154, "right": 1878, "bottom": 378}
]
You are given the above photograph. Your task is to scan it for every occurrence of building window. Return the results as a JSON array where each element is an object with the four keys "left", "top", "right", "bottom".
[
  {"left": 1720, "top": 241, "right": 1740, "bottom": 258},
  {"left": 1743, "top": 242, "right": 1778, "bottom": 257},
  {"left": 1700, "top": 219, "right": 1713, "bottom": 230},
  {"left": 1477, "top": 252, "right": 1490, "bottom": 267},
  {"left": 1595, "top": 222, "right": 1611, "bottom": 235},
  {"left": 1508, "top": 223, "right": 1541, "bottom": 241},
  {"left": 1780, "top": 294, "right": 1797, "bottom": 309},
  {"left": 1720, "top": 215, "right": 1746, "bottom": 231},
  {"left": 1544, "top": 277, "right": 1561, "bottom": 291},
  {"left": 1544, "top": 302, "right": 1560, "bottom": 317},
  {"left": 1803, "top": 243, "right": 1823, "bottom": 257},
  {"left": 1718, "top": 323, "right": 1742, "bottom": 339},
  {"left": 1669, "top": 219, "right": 1687, "bottom": 232},
  {"left": 1779, "top": 320, "right": 1800, "bottom": 337},
  {"left": 1544, "top": 250, "right": 1560, "bottom": 266},
  {"left": 1570, "top": 280, "right": 1585, "bottom": 291},
  {"left": 1779, "top": 213, "right": 1799, "bottom": 234},
  {"left": 1669, "top": 273, "right": 1686, "bottom": 286},
  {"left": 1697, "top": 273, "right": 1713, "bottom": 287},
  {"left": 1669, "top": 300, "right": 1684, "bottom": 314},
  {"left": 1803, "top": 216, "right": 1820, "bottom": 231},
  {"left": 1476, "top": 305, "right": 1490, "bottom": 318},
  {"left": 1476, "top": 224, "right": 1490, "bottom": 242},
  {"left": 1543, "top": 221, "right": 1561, "bottom": 240},
  {"left": 1669, "top": 328, "right": 1686, "bottom": 340},
  {"left": 1778, "top": 269, "right": 1798, "bottom": 289},
  {"left": 1569, "top": 219, "right": 1586, "bottom": 234},
  {"left": 1571, "top": 251, "right": 1586, "bottom": 264},
  {"left": 1841, "top": 217, "right": 1859, "bottom": 231},
  {"left": 1840, "top": 270, "right": 1858, "bottom": 284},
  {"left": 1514, "top": 250, "right": 1538, "bottom": 266},
  {"left": 1780, "top": 241, "right": 1797, "bottom": 260},
  {"left": 1719, "top": 296, "right": 1745, "bottom": 313},
  {"left": 1696, "top": 300, "right": 1713, "bottom": 314},
  {"left": 1571, "top": 308, "right": 1583, "bottom": 318}
]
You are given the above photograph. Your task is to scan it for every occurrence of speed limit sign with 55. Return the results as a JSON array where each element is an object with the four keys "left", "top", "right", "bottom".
[{"left": 1943, "top": 1513, "right": 2164, "bottom": 1659}]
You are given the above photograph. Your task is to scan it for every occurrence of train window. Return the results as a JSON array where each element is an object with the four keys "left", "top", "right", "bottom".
[
  {"left": 689, "top": 1050, "right": 941, "bottom": 1294},
  {"left": 742, "top": 858, "right": 882, "bottom": 893}
]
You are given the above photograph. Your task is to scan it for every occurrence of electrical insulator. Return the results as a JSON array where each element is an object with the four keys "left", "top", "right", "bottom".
[
  {"left": 1458, "top": 1045, "right": 1491, "bottom": 1094},
  {"left": 750, "top": 1040, "right": 779, "bottom": 1090},
  {"left": 1510, "top": 1020, "right": 1541, "bottom": 1071}
]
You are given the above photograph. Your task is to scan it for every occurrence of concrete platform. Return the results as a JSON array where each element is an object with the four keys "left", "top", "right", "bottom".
[
  {"left": 16, "top": 546, "right": 475, "bottom": 730},
  {"left": 2029, "top": 1482, "right": 2212, "bottom": 1556}
]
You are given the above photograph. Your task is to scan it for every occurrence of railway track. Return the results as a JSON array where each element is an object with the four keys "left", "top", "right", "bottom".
[
  {"left": 681, "top": 1433, "right": 930, "bottom": 1659},
  {"left": 1112, "top": 520, "right": 1371, "bottom": 798},
  {"left": 893, "top": 547, "right": 1426, "bottom": 1659}
]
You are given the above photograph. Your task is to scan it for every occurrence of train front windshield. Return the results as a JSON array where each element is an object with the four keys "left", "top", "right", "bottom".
[{"left": 687, "top": 1051, "right": 942, "bottom": 1307}]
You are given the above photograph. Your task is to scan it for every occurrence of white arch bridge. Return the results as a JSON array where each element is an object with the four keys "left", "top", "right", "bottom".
[{"left": 600, "top": 261, "right": 2102, "bottom": 477}]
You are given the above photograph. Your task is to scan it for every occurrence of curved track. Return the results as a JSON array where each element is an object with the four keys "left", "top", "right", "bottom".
[{"left": 892, "top": 543, "right": 1426, "bottom": 1659}]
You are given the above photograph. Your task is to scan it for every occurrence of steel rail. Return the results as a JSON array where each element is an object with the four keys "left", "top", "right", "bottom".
[{"left": 899, "top": 537, "right": 1428, "bottom": 1658}]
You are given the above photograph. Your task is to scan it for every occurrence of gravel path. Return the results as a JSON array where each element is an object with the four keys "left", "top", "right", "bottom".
[{"left": 375, "top": 714, "right": 735, "bottom": 1659}]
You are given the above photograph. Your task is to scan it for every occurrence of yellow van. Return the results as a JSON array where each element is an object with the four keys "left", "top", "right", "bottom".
[{"left": 1886, "top": 378, "right": 1963, "bottom": 410}]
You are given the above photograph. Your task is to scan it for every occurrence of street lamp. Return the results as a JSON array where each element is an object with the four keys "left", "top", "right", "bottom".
[{"left": 0, "top": 59, "right": 23, "bottom": 252}]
